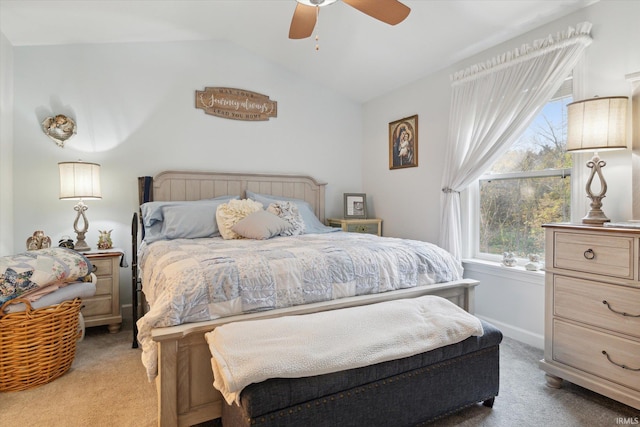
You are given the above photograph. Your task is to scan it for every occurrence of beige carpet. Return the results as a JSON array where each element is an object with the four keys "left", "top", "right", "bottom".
[
  {"left": 1, "top": 324, "right": 638, "bottom": 427},
  {"left": 0, "top": 326, "right": 157, "bottom": 427}
]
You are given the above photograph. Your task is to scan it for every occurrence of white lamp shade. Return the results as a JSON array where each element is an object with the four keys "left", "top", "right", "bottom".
[
  {"left": 566, "top": 96, "right": 628, "bottom": 152},
  {"left": 59, "top": 162, "right": 102, "bottom": 200}
]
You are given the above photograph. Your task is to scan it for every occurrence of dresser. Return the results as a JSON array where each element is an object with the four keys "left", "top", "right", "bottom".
[
  {"left": 540, "top": 224, "right": 640, "bottom": 410},
  {"left": 83, "top": 251, "right": 123, "bottom": 333},
  {"left": 326, "top": 218, "right": 382, "bottom": 236}
]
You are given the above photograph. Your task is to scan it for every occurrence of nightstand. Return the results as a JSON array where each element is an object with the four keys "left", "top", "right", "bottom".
[
  {"left": 539, "top": 224, "right": 640, "bottom": 410},
  {"left": 83, "top": 250, "right": 123, "bottom": 333},
  {"left": 326, "top": 218, "right": 382, "bottom": 236}
]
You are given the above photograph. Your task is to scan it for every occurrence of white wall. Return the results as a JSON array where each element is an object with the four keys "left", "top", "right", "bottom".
[
  {"left": 363, "top": 0, "right": 640, "bottom": 348},
  {"left": 0, "top": 32, "right": 14, "bottom": 256},
  {"left": 11, "top": 40, "right": 362, "bottom": 304}
]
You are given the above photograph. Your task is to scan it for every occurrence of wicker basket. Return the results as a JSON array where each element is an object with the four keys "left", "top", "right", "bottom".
[{"left": 0, "top": 297, "right": 82, "bottom": 392}]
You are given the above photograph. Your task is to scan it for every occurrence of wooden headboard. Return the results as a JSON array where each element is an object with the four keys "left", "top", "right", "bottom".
[{"left": 150, "top": 170, "right": 328, "bottom": 222}]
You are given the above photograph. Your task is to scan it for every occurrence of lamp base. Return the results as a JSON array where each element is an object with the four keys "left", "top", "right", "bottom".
[
  {"left": 582, "top": 209, "right": 611, "bottom": 225},
  {"left": 73, "top": 237, "right": 91, "bottom": 252},
  {"left": 581, "top": 153, "right": 611, "bottom": 226},
  {"left": 72, "top": 200, "right": 91, "bottom": 252}
]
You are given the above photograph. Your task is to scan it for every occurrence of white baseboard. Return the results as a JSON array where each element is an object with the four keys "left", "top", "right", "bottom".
[{"left": 476, "top": 314, "right": 544, "bottom": 350}]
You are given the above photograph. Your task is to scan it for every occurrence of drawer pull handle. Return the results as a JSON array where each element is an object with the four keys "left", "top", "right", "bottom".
[
  {"left": 583, "top": 249, "right": 595, "bottom": 260},
  {"left": 92, "top": 265, "right": 98, "bottom": 273},
  {"left": 602, "top": 351, "right": 640, "bottom": 371},
  {"left": 602, "top": 300, "right": 640, "bottom": 317}
]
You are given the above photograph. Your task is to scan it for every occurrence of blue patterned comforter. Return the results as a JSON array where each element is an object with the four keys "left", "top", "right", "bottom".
[{"left": 137, "top": 232, "right": 462, "bottom": 379}]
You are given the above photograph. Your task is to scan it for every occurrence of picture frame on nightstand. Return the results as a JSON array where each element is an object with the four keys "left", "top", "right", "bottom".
[{"left": 344, "top": 193, "right": 367, "bottom": 219}]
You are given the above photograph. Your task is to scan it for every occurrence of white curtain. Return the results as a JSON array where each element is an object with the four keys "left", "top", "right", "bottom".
[{"left": 439, "top": 22, "right": 593, "bottom": 260}]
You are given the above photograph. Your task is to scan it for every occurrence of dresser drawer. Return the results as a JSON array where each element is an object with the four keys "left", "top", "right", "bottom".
[
  {"left": 554, "top": 275, "right": 640, "bottom": 338},
  {"left": 554, "top": 232, "right": 633, "bottom": 279},
  {"left": 81, "top": 296, "right": 113, "bottom": 317},
  {"left": 91, "top": 258, "right": 114, "bottom": 277},
  {"left": 553, "top": 320, "right": 640, "bottom": 392}
]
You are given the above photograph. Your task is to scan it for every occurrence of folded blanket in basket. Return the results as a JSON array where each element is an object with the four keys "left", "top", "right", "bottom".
[
  {"left": 205, "top": 295, "right": 484, "bottom": 405},
  {"left": 0, "top": 248, "right": 92, "bottom": 304},
  {"left": 2, "top": 276, "right": 97, "bottom": 313}
]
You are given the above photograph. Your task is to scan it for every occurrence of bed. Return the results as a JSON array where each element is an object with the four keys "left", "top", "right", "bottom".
[{"left": 131, "top": 170, "right": 480, "bottom": 427}]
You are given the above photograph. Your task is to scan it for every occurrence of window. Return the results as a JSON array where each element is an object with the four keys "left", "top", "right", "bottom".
[{"left": 475, "top": 79, "right": 573, "bottom": 259}]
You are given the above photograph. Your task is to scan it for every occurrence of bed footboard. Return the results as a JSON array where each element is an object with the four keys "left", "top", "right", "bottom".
[{"left": 153, "top": 279, "right": 479, "bottom": 427}]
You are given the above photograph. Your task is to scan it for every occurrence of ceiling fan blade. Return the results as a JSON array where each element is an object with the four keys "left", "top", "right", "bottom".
[
  {"left": 289, "top": 3, "right": 318, "bottom": 39},
  {"left": 343, "top": 0, "right": 411, "bottom": 25}
]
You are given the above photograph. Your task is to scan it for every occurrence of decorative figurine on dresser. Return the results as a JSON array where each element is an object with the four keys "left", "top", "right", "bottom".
[{"left": 539, "top": 223, "right": 640, "bottom": 410}]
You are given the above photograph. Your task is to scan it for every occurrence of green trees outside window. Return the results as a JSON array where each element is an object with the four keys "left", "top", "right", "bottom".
[{"left": 479, "top": 93, "right": 573, "bottom": 258}]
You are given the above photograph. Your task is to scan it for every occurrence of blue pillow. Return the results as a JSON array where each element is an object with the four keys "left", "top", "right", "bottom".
[
  {"left": 141, "top": 196, "right": 239, "bottom": 243},
  {"left": 245, "top": 191, "right": 338, "bottom": 234}
]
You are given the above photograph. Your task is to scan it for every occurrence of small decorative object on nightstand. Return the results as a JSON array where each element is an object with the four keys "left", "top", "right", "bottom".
[
  {"left": 327, "top": 218, "right": 382, "bottom": 236},
  {"left": 83, "top": 250, "right": 123, "bottom": 333}
]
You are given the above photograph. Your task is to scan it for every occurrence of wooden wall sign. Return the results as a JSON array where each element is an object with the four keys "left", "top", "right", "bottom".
[{"left": 195, "top": 87, "right": 278, "bottom": 121}]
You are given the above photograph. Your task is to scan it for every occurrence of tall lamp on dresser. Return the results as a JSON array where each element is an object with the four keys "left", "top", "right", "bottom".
[
  {"left": 539, "top": 95, "right": 638, "bottom": 409},
  {"left": 565, "top": 96, "right": 628, "bottom": 224}
]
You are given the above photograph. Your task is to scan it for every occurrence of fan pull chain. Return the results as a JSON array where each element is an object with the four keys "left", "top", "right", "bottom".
[{"left": 315, "top": 6, "right": 320, "bottom": 51}]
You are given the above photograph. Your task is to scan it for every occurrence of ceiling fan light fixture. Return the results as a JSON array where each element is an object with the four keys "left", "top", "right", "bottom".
[{"left": 296, "top": 0, "right": 338, "bottom": 7}]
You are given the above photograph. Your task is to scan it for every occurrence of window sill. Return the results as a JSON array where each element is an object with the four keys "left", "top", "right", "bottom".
[{"left": 462, "top": 258, "right": 545, "bottom": 286}]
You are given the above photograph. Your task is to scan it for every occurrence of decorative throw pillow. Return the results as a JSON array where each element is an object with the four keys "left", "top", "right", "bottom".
[
  {"left": 216, "top": 199, "right": 264, "bottom": 240},
  {"left": 246, "top": 191, "right": 338, "bottom": 234},
  {"left": 231, "top": 210, "right": 293, "bottom": 240},
  {"left": 267, "top": 201, "right": 305, "bottom": 236}
]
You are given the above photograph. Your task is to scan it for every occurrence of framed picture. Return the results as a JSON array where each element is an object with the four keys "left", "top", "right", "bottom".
[
  {"left": 344, "top": 193, "right": 367, "bottom": 219},
  {"left": 389, "top": 114, "right": 418, "bottom": 169}
]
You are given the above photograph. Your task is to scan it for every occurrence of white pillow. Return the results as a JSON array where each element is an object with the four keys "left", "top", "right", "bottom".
[
  {"left": 216, "top": 199, "right": 264, "bottom": 240},
  {"left": 232, "top": 210, "right": 293, "bottom": 240}
]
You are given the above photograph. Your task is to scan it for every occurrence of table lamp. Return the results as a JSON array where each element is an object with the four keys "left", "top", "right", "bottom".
[
  {"left": 59, "top": 161, "right": 102, "bottom": 251},
  {"left": 566, "top": 96, "right": 628, "bottom": 225}
]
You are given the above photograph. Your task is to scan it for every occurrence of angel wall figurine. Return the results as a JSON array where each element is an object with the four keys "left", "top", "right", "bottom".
[{"left": 42, "top": 114, "right": 77, "bottom": 147}]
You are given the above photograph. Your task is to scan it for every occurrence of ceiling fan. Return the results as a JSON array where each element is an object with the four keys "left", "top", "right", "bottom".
[{"left": 289, "top": 0, "right": 411, "bottom": 40}]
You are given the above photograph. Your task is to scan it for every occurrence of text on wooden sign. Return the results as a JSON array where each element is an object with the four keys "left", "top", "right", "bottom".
[{"left": 195, "top": 87, "right": 278, "bottom": 121}]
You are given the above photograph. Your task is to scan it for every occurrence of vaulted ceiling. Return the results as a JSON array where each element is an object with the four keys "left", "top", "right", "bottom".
[{"left": 0, "top": 0, "right": 597, "bottom": 102}]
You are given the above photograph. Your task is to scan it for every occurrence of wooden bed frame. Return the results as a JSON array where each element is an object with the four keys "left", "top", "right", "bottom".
[{"left": 132, "top": 170, "right": 479, "bottom": 427}]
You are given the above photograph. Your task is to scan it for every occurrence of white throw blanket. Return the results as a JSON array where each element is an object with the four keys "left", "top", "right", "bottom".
[{"left": 205, "top": 295, "right": 484, "bottom": 405}]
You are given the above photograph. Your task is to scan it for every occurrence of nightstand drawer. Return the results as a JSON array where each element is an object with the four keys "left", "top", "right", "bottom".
[
  {"left": 82, "top": 296, "right": 112, "bottom": 317},
  {"left": 346, "top": 223, "right": 379, "bottom": 234},
  {"left": 554, "top": 275, "right": 640, "bottom": 338},
  {"left": 554, "top": 232, "right": 633, "bottom": 279},
  {"left": 553, "top": 320, "right": 640, "bottom": 392},
  {"left": 94, "top": 276, "right": 114, "bottom": 296},
  {"left": 326, "top": 218, "right": 382, "bottom": 236},
  {"left": 91, "top": 258, "right": 114, "bottom": 277}
]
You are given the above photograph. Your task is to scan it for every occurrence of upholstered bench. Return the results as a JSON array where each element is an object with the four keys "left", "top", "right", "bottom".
[{"left": 221, "top": 320, "right": 502, "bottom": 427}]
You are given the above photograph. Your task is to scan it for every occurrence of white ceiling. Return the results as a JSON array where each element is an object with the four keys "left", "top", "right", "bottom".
[{"left": 0, "top": 0, "right": 596, "bottom": 102}]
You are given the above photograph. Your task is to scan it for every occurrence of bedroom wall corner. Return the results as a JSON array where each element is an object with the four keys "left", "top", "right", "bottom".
[
  {"left": 361, "top": 66, "right": 452, "bottom": 243},
  {"left": 0, "top": 31, "right": 14, "bottom": 256}
]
